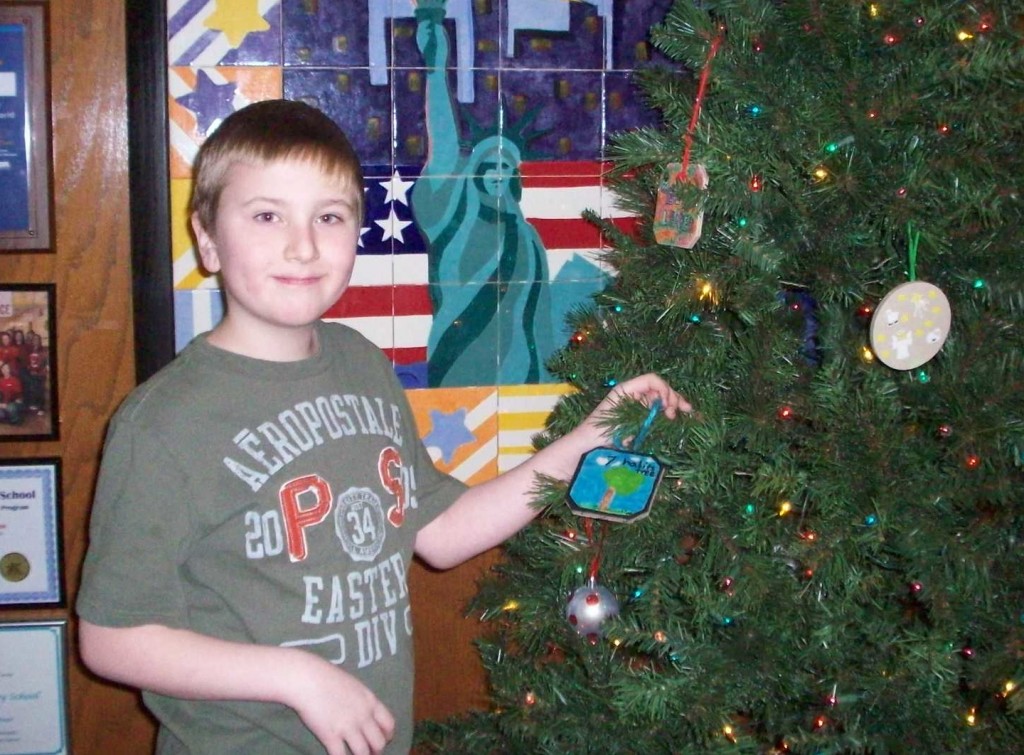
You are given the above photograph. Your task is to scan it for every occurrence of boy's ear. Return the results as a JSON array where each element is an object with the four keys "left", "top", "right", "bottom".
[{"left": 191, "top": 212, "right": 221, "bottom": 274}]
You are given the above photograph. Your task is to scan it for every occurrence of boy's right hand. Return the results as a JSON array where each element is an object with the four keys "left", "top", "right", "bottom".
[{"left": 287, "top": 653, "right": 395, "bottom": 755}]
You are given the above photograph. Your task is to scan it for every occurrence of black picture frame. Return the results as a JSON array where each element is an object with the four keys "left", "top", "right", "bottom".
[
  {"left": 0, "top": 457, "right": 64, "bottom": 608},
  {"left": 126, "top": 1, "right": 175, "bottom": 383},
  {"left": 0, "top": 283, "right": 58, "bottom": 441},
  {"left": 0, "top": 2, "right": 53, "bottom": 252}
]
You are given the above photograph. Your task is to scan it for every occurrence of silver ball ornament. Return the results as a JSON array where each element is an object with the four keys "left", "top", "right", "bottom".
[{"left": 565, "top": 580, "right": 619, "bottom": 642}]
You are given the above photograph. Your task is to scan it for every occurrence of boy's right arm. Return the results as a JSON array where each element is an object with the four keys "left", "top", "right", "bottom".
[{"left": 79, "top": 620, "right": 395, "bottom": 755}]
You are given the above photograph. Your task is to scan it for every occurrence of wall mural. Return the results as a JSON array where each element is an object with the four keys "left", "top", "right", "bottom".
[{"left": 166, "top": 0, "right": 672, "bottom": 480}]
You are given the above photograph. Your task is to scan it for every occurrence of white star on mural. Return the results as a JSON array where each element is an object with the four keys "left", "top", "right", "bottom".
[
  {"left": 375, "top": 206, "right": 413, "bottom": 243},
  {"left": 380, "top": 171, "right": 415, "bottom": 206}
]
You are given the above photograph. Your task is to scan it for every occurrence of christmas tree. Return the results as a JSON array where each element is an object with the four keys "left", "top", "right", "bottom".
[{"left": 418, "top": 1, "right": 1024, "bottom": 752}]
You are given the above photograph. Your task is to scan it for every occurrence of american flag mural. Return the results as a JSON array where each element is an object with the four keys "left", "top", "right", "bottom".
[
  {"left": 174, "top": 161, "right": 632, "bottom": 373},
  {"left": 166, "top": 0, "right": 672, "bottom": 477}
]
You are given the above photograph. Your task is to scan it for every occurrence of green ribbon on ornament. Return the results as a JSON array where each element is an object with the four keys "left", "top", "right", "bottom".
[{"left": 906, "top": 221, "right": 920, "bottom": 281}]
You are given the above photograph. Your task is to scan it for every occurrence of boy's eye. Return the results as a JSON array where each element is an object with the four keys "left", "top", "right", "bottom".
[
  {"left": 318, "top": 212, "right": 348, "bottom": 224},
  {"left": 253, "top": 212, "right": 278, "bottom": 223}
]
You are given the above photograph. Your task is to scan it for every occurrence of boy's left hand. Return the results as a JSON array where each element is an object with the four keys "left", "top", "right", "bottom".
[{"left": 580, "top": 373, "right": 691, "bottom": 447}]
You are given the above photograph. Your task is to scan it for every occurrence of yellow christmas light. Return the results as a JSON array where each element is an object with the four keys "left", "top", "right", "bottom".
[
  {"left": 778, "top": 500, "right": 793, "bottom": 516},
  {"left": 868, "top": 4, "right": 881, "bottom": 19},
  {"left": 812, "top": 166, "right": 829, "bottom": 181},
  {"left": 696, "top": 279, "right": 720, "bottom": 305},
  {"left": 723, "top": 724, "right": 737, "bottom": 743},
  {"left": 860, "top": 345, "right": 875, "bottom": 363},
  {"left": 965, "top": 707, "right": 977, "bottom": 726},
  {"left": 957, "top": 29, "right": 974, "bottom": 42},
  {"left": 502, "top": 599, "right": 520, "bottom": 611}
]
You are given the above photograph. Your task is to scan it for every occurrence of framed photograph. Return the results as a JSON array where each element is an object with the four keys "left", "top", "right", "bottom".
[
  {"left": 0, "top": 620, "right": 69, "bottom": 754},
  {"left": 0, "top": 2, "right": 53, "bottom": 251},
  {"left": 0, "top": 284, "right": 58, "bottom": 441},
  {"left": 0, "top": 458, "right": 62, "bottom": 608}
]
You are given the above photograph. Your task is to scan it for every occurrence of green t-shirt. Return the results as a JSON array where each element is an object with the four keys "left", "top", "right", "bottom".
[{"left": 77, "top": 323, "right": 467, "bottom": 754}]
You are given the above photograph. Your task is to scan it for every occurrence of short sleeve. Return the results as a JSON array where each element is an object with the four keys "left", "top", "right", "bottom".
[{"left": 76, "top": 407, "right": 193, "bottom": 628}]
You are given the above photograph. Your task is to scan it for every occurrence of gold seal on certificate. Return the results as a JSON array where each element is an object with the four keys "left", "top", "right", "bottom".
[{"left": 1, "top": 551, "right": 31, "bottom": 582}]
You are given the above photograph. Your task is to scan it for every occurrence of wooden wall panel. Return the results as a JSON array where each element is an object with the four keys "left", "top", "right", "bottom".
[
  {"left": 0, "top": 0, "right": 156, "bottom": 750},
  {"left": 0, "top": 2, "right": 492, "bottom": 750}
]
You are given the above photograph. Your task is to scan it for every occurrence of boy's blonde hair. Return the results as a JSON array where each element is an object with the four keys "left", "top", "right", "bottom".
[{"left": 190, "top": 99, "right": 364, "bottom": 231}]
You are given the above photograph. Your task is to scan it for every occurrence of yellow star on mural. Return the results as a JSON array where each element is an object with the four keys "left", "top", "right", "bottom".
[{"left": 204, "top": 0, "right": 269, "bottom": 48}]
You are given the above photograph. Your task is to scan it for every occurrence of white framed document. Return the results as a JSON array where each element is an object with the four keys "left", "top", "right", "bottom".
[{"left": 0, "top": 620, "right": 69, "bottom": 754}]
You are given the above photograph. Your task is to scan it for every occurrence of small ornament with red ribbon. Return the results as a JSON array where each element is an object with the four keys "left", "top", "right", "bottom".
[
  {"left": 653, "top": 33, "right": 722, "bottom": 249},
  {"left": 565, "top": 519, "right": 619, "bottom": 643}
]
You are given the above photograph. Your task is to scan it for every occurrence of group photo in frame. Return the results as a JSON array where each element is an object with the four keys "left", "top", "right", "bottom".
[
  {"left": 0, "top": 620, "right": 69, "bottom": 754},
  {"left": 0, "top": 458, "right": 63, "bottom": 608},
  {"left": 0, "top": 284, "right": 58, "bottom": 441},
  {"left": 0, "top": 1, "right": 52, "bottom": 252}
]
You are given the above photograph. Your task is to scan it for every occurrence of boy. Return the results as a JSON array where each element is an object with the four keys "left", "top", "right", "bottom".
[{"left": 77, "top": 99, "right": 689, "bottom": 755}]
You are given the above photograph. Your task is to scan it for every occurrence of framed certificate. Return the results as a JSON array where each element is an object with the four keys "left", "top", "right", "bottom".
[
  {"left": 0, "top": 3, "right": 52, "bottom": 251},
  {"left": 0, "top": 459, "right": 62, "bottom": 607},
  {"left": 0, "top": 621, "right": 69, "bottom": 754}
]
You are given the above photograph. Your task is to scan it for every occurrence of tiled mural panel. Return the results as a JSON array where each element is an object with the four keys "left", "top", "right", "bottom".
[{"left": 167, "top": 0, "right": 672, "bottom": 481}]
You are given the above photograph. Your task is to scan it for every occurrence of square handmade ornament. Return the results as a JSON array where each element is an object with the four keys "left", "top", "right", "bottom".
[
  {"left": 567, "top": 447, "right": 664, "bottom": 523},
  {"left": 653, "top": 162, "right": 708, "bottom": 249}
]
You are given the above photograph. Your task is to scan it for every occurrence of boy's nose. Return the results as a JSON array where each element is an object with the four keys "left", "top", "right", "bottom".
[{"left": 284, "top": 223, "right": 320, "bottom": 262}]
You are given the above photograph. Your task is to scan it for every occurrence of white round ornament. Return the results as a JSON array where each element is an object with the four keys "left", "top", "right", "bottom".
[
  {"left": 869, "top": 280, "right": 951, "bottom": 370},
  {"left": 565, "top": 579, "right": 619, "bottom": 642}
]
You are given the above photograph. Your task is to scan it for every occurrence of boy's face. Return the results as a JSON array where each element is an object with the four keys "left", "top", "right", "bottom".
[{"left": 192, "top": 156, "right": 361, "bottom": 345}]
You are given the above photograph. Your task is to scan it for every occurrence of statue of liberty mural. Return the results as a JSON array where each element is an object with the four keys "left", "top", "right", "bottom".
[{"left": 413, "top": 0, "right": 556, "bottom": 387}]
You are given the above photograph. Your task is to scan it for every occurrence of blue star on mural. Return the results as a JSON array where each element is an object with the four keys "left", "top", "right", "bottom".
[
  {"left": 423, "top": 408, "right": 476, "bottom": 464},
  {"left": 178, "top": 70, "right": 238, "bottom": 137}
]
